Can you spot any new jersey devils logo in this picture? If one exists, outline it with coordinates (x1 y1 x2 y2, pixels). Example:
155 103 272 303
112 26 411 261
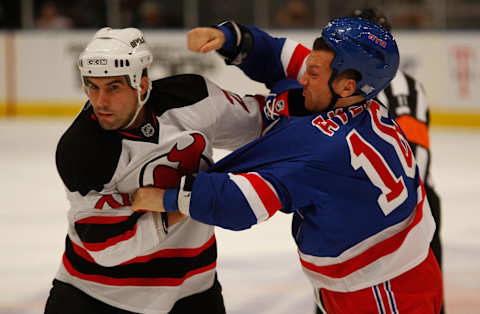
139 133 211 188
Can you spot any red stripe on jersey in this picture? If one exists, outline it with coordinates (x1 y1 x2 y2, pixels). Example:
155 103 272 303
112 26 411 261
71 240 96 263
71 234 216 265
70 235 216 265
76 216 130 224
252 94 266 111
151 111 158 126
222 89 234 104
118 131 142 139
81 224 138 252
231 93 250 113
286 44 310 79
238 173 282 218
63 253 217 286
300 186 426 278
121 235 217 264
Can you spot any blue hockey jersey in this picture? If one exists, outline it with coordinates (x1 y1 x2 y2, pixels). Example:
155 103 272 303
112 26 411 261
170 24 435 292
175 99 435 291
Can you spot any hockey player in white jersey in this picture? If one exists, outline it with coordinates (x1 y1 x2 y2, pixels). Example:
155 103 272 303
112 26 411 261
133 18 443 313
44 27 265 314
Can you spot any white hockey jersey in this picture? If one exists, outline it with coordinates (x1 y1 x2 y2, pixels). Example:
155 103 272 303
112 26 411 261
54 74 263 313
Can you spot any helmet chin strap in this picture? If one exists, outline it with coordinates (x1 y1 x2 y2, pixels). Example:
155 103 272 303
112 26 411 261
326 70 341 112
123 80 152 130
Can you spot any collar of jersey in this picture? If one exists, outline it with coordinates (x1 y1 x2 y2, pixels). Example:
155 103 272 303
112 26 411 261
117 107 159 143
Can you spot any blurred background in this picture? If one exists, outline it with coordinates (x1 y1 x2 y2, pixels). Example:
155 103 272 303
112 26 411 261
0 1 479 314
0 0 479 124
2 0 480 30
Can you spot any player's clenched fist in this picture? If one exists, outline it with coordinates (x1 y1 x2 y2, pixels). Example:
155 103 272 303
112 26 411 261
187 27 225 53
132 186 166 212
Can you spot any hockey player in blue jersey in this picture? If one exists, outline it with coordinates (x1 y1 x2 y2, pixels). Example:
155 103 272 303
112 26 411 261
132 18 443 313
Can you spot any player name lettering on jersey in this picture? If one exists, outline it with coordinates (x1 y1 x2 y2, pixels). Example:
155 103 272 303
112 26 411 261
328 108 348 124
312 115 339 136
312 108 353 136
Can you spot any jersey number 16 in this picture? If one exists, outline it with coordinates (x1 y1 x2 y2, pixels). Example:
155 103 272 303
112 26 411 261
346 100 416 216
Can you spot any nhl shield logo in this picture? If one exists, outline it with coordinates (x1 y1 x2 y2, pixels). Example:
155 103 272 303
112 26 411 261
275 100 285 112
141 123 155 137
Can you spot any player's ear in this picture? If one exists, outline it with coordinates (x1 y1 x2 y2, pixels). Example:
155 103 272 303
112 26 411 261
336 78 357 98
139 76 149 99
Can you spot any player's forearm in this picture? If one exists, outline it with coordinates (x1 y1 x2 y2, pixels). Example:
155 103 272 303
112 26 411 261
164 172 285 230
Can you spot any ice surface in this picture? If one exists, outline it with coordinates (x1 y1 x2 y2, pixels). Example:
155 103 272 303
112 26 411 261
0 119 478 314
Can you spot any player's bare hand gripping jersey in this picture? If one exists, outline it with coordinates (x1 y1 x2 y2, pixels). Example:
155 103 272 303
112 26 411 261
55 74 263 313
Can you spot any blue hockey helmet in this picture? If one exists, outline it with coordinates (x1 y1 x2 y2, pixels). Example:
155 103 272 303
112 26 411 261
321 17 399 99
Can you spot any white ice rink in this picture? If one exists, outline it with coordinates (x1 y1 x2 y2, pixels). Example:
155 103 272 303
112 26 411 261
1 118 479 314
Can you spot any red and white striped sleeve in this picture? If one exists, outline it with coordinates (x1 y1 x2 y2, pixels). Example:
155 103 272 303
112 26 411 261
280 39 311 81
227 172 283 223
176 171 285 230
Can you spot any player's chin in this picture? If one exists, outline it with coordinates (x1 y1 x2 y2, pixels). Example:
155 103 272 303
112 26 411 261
304 98 314 112
98 119 121 131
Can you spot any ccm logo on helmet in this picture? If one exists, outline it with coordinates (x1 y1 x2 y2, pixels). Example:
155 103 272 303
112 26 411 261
87 58 107 65
368 34 387 48
130 37 145 48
